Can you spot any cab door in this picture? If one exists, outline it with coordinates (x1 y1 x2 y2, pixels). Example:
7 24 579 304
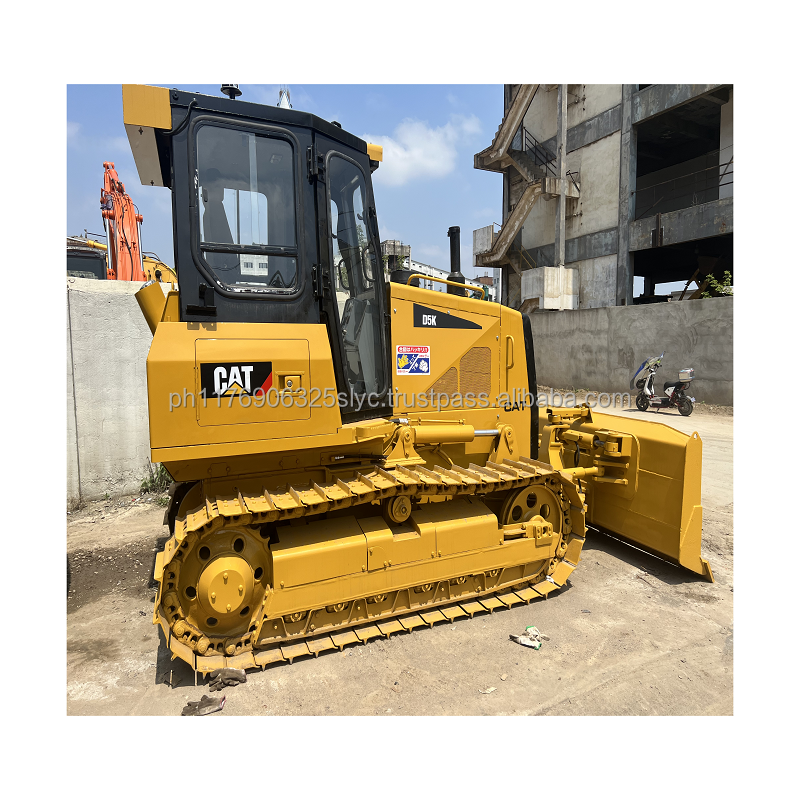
172 110 319 325
313 133 391 423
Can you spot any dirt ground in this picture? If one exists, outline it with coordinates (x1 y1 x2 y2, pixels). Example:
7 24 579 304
67 405 733 716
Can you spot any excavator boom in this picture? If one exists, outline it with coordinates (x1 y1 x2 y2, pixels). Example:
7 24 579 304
101 161 146 281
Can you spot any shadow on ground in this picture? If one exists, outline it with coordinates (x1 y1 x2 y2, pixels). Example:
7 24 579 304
155 626 199 689
583 527 710 587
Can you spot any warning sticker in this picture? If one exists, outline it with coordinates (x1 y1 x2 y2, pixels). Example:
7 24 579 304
396 345 430 376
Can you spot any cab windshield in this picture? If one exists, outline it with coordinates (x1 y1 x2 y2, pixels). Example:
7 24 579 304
196 124 297 292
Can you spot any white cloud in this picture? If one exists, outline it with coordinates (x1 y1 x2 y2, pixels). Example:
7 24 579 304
366 114 481 188
377 219 404 243
67 121 81 146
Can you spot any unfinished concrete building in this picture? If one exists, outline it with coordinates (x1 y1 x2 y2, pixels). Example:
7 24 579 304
474 84 733 310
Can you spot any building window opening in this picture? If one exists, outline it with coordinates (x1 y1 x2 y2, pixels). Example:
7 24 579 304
634 89 731 220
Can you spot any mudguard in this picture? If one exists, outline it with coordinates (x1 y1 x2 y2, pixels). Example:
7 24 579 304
538 407 713 581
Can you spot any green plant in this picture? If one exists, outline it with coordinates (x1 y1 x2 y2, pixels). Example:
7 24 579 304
701 271 733 298
141 463 171 494
103 493 110 501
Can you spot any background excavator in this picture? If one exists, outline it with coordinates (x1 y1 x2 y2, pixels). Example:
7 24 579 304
67 162 177 284
126 83 711 675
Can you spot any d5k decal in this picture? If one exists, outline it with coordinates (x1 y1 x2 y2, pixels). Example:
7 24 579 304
413 303 481 330
200 362 273 397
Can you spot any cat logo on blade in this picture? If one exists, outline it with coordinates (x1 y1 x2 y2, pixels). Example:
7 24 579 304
413 303 481 329
200 362 273 397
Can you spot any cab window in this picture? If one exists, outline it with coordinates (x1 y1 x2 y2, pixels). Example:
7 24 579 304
328 155 384 396
197 125 297 292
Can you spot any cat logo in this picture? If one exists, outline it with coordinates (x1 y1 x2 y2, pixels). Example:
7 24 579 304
200 362 273 397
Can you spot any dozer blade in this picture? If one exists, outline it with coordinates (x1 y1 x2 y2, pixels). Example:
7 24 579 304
540 408 713 582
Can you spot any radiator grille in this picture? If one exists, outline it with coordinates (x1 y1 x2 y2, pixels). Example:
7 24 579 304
459 347 491 397
429 367 458 396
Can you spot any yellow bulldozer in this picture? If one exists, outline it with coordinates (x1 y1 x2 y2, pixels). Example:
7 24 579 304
126 84 712 674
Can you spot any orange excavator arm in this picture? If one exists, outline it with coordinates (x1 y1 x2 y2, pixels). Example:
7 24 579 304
101 161 146 281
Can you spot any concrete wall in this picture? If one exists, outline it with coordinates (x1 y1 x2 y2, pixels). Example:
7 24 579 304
521 85 557 144
519 85 622 311
720 88 733 200
567 84 621 129
521 102 622 252
527 296 733 405
521 84 620 150
67 278 163 506
574 254 617 308
629 197 733 252
565 132 620 239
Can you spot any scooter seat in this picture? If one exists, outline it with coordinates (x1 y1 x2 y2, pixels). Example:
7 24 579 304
663 381 679 393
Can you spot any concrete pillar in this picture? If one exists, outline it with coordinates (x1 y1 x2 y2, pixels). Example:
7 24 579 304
555 84 567 310
616 84 637 305
643 276 655 297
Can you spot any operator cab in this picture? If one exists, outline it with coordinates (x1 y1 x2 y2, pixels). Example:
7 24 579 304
125 85 391 422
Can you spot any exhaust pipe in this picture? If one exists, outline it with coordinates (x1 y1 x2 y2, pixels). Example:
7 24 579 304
447 226 466 296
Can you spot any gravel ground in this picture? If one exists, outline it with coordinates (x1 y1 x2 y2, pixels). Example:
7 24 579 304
67 406 732 716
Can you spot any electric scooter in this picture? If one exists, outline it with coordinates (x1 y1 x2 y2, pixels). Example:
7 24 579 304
630 353 696 416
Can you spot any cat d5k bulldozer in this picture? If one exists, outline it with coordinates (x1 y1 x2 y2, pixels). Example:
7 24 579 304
125 84 712 674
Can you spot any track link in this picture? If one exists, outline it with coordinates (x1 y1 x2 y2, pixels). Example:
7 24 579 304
154 457 588 674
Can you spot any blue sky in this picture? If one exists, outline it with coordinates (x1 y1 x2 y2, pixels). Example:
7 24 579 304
67 84 505 279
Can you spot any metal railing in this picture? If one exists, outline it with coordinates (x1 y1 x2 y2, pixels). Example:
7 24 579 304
566 170 580 193
520 128 558 178
510 240 537 270
489 222 537 270
634 146 733 220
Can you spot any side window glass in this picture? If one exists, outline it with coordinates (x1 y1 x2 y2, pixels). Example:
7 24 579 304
328 155 384 397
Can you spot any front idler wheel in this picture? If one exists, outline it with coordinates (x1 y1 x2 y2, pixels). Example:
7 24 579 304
167 526 269 653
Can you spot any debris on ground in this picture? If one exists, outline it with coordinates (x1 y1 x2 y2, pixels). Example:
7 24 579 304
500 674 508 681
181 694 226 716
478 686 497 694
510 625 548 649
208 668 247 692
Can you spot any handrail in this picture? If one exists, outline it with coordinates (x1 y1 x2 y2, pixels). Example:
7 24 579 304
633 149 733 220
406 273 486 300
520 127 557 178
566 170 580 193
509 241 537 270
